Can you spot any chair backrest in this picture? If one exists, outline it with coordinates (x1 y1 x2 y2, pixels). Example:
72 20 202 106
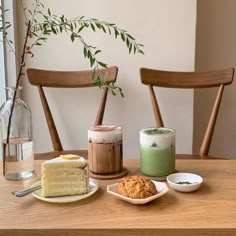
27 66 118 152
140 67 234 157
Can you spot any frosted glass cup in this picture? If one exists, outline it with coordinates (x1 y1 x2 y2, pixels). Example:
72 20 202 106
140 127 175 177
88 125 123 174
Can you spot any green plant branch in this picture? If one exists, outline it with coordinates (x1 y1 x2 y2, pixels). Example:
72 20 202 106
1 0 144 105
27 13 143 96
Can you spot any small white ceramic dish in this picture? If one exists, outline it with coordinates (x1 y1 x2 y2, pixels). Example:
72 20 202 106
107 180 169 205
167 173 203 192
31 178 98 203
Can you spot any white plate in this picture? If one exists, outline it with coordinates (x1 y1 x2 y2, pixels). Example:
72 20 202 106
31 178 99 203
107 181 169 205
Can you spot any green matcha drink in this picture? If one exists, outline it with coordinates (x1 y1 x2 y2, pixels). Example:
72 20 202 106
140 127 175 177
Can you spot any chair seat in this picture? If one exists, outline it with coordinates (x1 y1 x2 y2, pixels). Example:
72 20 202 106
34 150 88 160
176 154 228 160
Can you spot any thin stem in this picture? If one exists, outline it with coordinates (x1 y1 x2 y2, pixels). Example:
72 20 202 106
5 37 21 65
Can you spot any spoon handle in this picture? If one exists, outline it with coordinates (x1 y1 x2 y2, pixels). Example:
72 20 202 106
12 185 41 197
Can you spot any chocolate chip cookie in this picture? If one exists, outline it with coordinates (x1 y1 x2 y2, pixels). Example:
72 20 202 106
117 175 158 199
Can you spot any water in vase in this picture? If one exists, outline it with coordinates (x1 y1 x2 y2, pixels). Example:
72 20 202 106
3 137 35 180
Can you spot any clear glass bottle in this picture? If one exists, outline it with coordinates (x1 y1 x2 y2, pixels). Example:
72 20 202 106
0 86 35 180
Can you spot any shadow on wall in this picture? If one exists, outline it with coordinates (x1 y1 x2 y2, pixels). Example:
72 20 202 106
194 0 236 159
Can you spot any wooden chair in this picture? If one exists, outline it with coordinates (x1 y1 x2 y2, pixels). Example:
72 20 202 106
27 66 118 160
140 67 234 158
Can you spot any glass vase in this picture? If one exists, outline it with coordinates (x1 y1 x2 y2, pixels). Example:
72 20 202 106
0 86 35 180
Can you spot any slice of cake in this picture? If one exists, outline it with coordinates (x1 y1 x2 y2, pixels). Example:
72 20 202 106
41 154 89 197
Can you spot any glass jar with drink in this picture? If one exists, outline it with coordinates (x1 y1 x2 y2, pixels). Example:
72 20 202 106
88 125 123 175
140 127 175 177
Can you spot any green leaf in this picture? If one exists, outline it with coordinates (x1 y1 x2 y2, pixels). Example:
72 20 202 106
32 32 38 37
90 56 95 67
83 47 87 58
88 50 91 58
129 44 132 54
120 89 124 97
98 61 107 68
101 25 106 33
71 33 75 42
43 30 51 35
78 25 85 33
126 37 130 47
43 15 48 20
111 90 116 96
48 8 51 16
94 50 101 55
92 69 96 80
51 26 57 34
138 49 144 54
40 37 47 41
95 22 101 29
121 32 125 42
84 22 89 27
90 23 95 32
70 23 73 31
127 34 135 40
103 72 108 82
114 29 119 38
5 24 11 29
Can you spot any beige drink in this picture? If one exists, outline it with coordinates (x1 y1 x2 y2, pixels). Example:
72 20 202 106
88 125 122 174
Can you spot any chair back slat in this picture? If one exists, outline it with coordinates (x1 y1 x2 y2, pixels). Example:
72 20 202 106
199 84 224 156
141 68 234 88
27 66 118 88
38 86 63 151
148 85 164 127
95 87 108 126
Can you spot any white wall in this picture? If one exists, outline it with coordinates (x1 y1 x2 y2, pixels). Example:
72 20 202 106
15 0 196 158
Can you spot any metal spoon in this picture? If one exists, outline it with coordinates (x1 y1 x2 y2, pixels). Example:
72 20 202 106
12 185 41 197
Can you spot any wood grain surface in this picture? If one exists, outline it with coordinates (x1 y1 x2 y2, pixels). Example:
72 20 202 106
0 158 236 236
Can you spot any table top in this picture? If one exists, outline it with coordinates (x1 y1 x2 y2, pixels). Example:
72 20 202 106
0 158 236 236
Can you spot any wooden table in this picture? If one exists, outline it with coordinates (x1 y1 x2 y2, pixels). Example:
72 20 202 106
0 158 236 236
